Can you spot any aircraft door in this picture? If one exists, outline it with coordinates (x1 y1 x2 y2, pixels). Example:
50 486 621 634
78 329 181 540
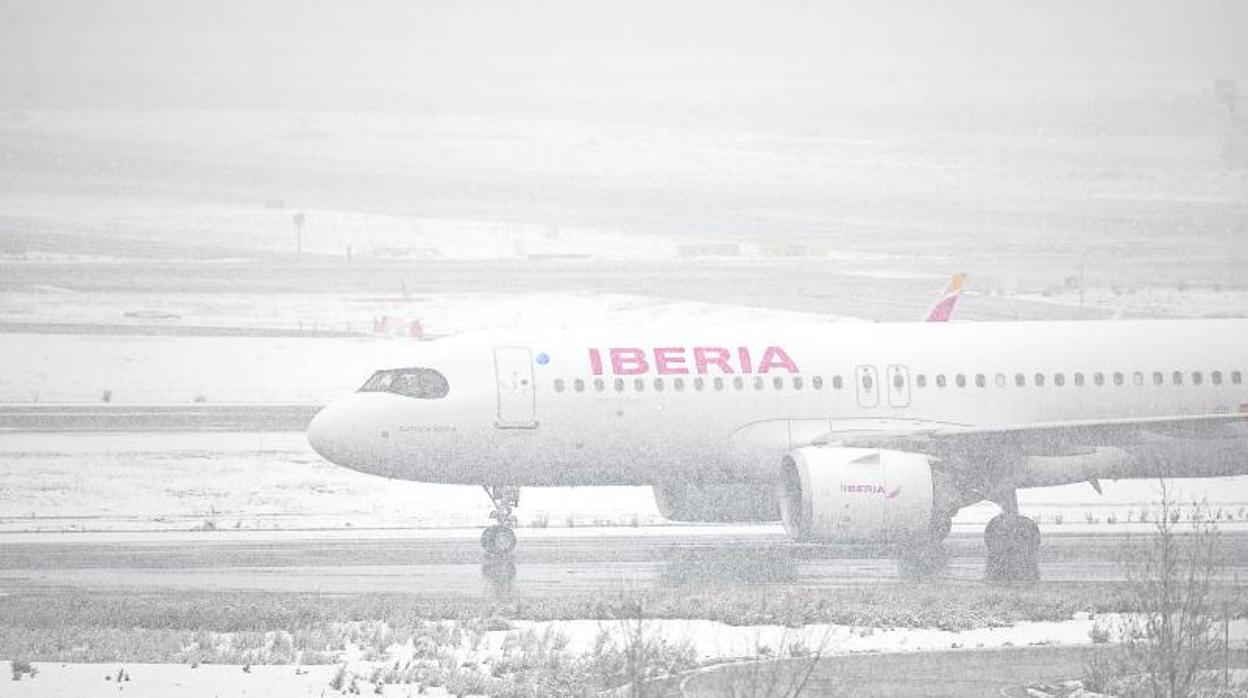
494 347 537 429
887 364 911 407
855 365 879 408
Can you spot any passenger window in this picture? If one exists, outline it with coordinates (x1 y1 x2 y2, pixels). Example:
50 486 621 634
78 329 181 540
714 377 725 391
1014 373 1025 387
1192 371 1203 386
694 377 705 391
861 373 874 391
614 378 625 392
994 373 1006 388
1034 373 1045 387
916 374 927 388
936 374 947 388
1132 372 1143 387
893 373 904 389
793 376 804 390
554 379 566 393
674 378 685 391
1212 371 1223 386
574 379 585 393
1153 371 1164 386
359 368 450 400
634 378 645 391
1172 371 1183 386
733 376 744 390
1074 373 1085 387
1114 372 1124 386
594 378 605 392
753 377 764 390
1234 371 1243 385
1093 372 1104 386
832 376 843 390
654 378 664 391
774 377 784 390
955 374 966 388
812 376 824 390
1054 373 1065 387
974 373 985 388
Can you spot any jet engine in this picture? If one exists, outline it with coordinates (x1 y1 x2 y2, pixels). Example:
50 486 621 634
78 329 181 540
779 446 948 543
653 482 780 522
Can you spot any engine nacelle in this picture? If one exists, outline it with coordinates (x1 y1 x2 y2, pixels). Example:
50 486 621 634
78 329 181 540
779 446 940 543
653 482 780 522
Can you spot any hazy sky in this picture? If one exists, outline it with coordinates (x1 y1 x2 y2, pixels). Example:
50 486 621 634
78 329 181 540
1 0 1244 109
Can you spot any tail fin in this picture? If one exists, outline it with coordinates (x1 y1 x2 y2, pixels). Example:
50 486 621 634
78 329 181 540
924 273 967 322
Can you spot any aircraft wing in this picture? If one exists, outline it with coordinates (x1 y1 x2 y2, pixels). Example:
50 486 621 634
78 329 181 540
819 411 1248 488
826 412 1248 455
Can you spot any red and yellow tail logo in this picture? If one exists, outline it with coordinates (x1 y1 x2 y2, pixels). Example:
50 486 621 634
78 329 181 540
925 273 966 323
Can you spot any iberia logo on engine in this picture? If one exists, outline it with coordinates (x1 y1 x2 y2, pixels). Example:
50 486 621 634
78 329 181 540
841 483 902 499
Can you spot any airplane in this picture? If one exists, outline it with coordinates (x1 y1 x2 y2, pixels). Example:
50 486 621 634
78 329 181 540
307 317 1248 579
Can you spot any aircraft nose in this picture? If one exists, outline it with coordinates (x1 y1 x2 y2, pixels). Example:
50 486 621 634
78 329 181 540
307 402 347 464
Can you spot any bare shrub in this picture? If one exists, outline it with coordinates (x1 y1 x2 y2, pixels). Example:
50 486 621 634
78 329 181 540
589 599 697 697
329 662 348 691
1117 480 1226 698
1088 622 1112 645
1081 651 1116 694
725 625 834 698
10 659 36 681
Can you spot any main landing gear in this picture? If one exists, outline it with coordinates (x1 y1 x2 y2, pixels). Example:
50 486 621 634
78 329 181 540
481 485 519 556
984 491 1040 581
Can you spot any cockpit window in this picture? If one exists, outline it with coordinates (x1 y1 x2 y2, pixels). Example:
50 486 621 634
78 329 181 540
358 368 450 399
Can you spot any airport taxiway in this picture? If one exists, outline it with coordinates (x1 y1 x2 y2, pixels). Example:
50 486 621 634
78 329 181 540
4 527 1248 597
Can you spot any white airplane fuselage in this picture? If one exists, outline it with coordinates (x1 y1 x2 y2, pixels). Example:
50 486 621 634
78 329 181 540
308 319 1248 490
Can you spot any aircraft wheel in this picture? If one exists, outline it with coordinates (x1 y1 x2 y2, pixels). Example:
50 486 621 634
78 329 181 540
481 524 517 556
930 514 954 542
984 514 1040 581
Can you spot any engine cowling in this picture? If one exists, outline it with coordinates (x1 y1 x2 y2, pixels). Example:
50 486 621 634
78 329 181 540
779 446 942 543
653 482 780 522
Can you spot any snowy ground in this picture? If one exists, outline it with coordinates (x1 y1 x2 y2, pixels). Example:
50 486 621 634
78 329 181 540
5 616 1246 697
1017 286 1248 320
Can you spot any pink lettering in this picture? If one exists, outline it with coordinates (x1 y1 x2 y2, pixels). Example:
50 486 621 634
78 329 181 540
693 347 734 374
611 347 650 375
588 345 801 375
757 346 798 374
737 347 753 374
653 347 688 375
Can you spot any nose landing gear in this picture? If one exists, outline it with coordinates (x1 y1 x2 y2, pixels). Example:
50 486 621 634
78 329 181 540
481 485 520 556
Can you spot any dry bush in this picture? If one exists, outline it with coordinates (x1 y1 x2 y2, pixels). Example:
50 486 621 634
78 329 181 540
1115 481 1229 698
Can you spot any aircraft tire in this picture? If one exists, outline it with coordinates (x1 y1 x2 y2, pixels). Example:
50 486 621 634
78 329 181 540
984 514 1040 581
481 524 517 556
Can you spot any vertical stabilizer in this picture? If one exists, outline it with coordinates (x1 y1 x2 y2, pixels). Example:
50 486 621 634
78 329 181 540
924 273 967 322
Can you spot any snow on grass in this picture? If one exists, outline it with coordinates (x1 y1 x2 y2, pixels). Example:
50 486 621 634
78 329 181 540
1014 286 1248 319
516 613 1110 661
9 616 1245 697
0 289 832 337
1 661 352 698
